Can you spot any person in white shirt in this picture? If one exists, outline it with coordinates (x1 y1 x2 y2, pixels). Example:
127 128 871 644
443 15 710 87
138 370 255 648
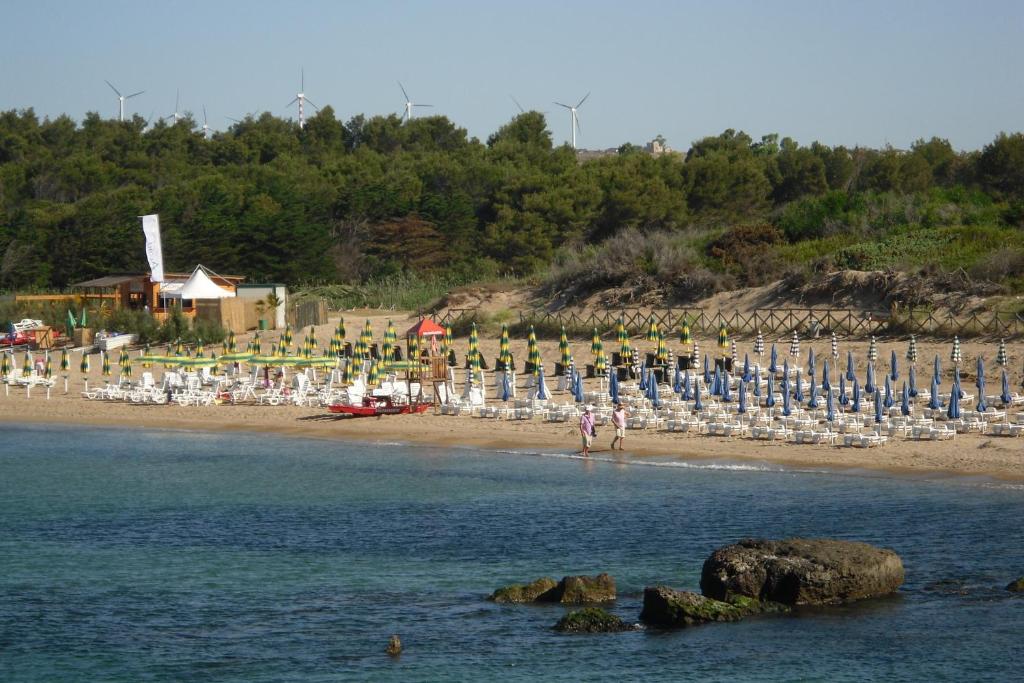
610 403 628 450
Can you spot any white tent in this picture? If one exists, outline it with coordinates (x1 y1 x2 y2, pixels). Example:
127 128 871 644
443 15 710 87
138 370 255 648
177 266 235 300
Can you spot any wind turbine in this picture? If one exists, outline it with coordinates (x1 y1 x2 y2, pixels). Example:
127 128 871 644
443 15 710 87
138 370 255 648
510 95 525 114
398 82 432 122
554 92 590 149
164 89 183 125
105 80 144 122
286 68 318 129
201 106 210 138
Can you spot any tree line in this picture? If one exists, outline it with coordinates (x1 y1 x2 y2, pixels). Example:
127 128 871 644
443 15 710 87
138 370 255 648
0 106 1022 292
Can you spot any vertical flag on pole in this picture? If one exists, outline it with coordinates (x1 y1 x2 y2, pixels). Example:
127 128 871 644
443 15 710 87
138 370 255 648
141 214 165 282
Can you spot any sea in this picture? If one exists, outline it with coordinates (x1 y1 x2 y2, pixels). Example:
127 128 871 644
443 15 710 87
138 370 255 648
1 423 1022 682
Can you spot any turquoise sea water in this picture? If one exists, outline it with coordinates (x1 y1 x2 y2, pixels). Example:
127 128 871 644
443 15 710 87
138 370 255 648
1 423 1022 682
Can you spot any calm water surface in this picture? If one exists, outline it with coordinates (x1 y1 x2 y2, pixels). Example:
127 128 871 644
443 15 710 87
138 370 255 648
1 423 1022 682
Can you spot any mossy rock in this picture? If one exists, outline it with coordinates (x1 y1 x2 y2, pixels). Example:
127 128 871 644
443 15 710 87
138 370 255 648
553 607 634 633
488 577 558 603
552 573 617 604
640 586 746 628
1007 577 1024 593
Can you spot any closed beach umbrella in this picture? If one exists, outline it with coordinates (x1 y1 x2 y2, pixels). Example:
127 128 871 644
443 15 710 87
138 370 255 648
609 368 620 404
865 363 876 395
226 330 237 354
501 324 514 368
742 354 751 382
874 389 883 424
831 331 838 359
753 366 762 398
782 379 792 417
765 374 775 408
927 374 942 410
646 316 659 343
954 367 964 399
381 322 394 363
794 369 804 402
826 384 836 422
783 358 790 386
590 327 601 356
730 340 738 368
527 325 539 373
807 379 819 409
682 370 693 401
501 370 511 403
883 375 893 408
839 373 849 406
908 365 918 397
44 352 52 379
141 344 152 369
649 370 661 409
118 347 130 369
60 348 69 373
536 364 548 400
595 347 607 375
907 335 918 365
867 336 878 364
946 380 961 420
711 365 722 396
122 354 133 380
822 359 832 393
283 323 293 350
619 317 632 357
691 340 699 364
443 323 453 356
1000 369 1012 406
101 351 111 377
950 336 961 365
738 380 748 414
996 339 1008 367
703 353 711 385
789 330 800 359
639 365 649 392
468 322 480 370
337 318 346 346
195 338 205 358
807 348 816 382
933 355 941 386
851 378 861 413
252 331 262 355
694 378 704 410
679 318 692 345
754 331 765 358
846 349 855 382
367 358 380 385
769 343 778 374
721 371 732 402
673 366 683 394
655 332 668 365
890 349 898 382
79 351 90 375
22 350 33 377
717 322 729 357
901 382 910 417
976 357 987 412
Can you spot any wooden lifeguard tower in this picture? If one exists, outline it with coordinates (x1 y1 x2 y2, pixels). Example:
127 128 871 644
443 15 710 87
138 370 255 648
404 317 449 405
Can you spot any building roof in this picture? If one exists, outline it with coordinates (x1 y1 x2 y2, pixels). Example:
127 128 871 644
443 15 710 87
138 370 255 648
71 275 144 288
405 317 446 338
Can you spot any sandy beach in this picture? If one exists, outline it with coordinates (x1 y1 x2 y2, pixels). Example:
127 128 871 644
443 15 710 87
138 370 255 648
3 311 1023 481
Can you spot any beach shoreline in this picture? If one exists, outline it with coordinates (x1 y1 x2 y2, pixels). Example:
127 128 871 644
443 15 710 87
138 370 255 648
4 400 1023 483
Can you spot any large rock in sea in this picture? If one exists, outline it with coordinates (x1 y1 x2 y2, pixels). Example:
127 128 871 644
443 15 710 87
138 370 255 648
639 586 786 628
700 538 904 606
489 574 616 604
1006 577 1024 593
553 607 635 633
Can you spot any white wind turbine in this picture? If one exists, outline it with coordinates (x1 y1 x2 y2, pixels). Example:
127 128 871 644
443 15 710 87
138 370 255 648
286 69 318 129
554 92 590 149
105 80 145 122
164 89 184 125
398 82 432 122
201 106 210 138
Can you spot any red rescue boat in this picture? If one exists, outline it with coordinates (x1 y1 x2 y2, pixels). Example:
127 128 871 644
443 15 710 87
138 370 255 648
328 394 431 417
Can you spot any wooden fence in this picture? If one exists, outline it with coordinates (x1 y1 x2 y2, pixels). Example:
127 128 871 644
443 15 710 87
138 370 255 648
435 306 1024 339
287 299 329 329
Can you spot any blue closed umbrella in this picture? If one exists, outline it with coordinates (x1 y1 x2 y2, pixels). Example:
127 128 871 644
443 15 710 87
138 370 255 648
649 371 661 409
851 378 861 413
703 354 712 385
933 355 941 386
722 371 732 402
808 348 816 383
769 344 778 374
783 358 790 385
901 381 910 417
908 365 918 397
927 374 942 410
890 349 898 382
574 370 585 403
782 380 792 417
846 349 855 382
765 374 775 408
753 366 762 397
1000 369 1011 406
954 367 964 399
638 367 648 392
883 375 893 408
682 370 692 401
839 373 849 406
710 366 720 396
794 370 804 402
822 359 831 393
501 372 511 402
536 365 548 400
609 369 620 405
673 366 682 394
865 363 876 395
693 377 704 411
975 357 987 412
742 353 751 382
807 379 819 409
946 380 961 420
826 383 836 422
874 388 883 424
738 380 748 414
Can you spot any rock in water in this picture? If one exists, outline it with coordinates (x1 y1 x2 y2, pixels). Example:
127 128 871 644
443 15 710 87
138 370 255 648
639 587 787 628
488 577 558 603
553 607 633 633
700 538 904 606
489 574 616 604
1007 577 1024 593
386 635 402 657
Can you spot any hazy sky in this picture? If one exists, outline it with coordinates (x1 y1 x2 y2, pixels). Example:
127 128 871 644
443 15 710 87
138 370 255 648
1 0 1021 151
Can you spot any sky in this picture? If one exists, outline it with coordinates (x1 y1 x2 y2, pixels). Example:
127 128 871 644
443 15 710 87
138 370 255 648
1 0 1021 151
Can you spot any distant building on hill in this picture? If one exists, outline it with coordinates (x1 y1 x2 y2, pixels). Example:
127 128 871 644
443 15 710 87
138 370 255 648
575 137 682 161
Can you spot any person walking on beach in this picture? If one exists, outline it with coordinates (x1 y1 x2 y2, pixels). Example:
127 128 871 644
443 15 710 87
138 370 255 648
610 403 627 450
580 406 595 457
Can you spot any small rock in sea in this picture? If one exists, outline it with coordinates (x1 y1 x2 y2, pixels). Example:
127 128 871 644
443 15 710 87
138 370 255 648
922 579 969 596
553 607 636 633
1007 577 1024 593
386 634 402 657
489 573 616 604
701 538 905 606
639 586 788 629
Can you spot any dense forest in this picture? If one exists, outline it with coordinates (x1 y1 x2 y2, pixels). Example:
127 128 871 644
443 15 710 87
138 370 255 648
1 107 1022 300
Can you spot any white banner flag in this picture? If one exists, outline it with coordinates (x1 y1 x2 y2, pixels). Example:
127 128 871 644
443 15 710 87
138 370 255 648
141 214 164 282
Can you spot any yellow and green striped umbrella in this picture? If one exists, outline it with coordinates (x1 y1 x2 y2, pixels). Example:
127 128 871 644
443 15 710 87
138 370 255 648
118 347 130 369
590 327 601 356
101 351 111 377
252 331 262 355
341 359 351 383
619 330 632 358
383 321 397 362
22 350 33 377
195 339 205 357
615 316 626 345
656 331 668 364
408 335 421 377
122 354 133 379
468 322 480 369
0 351 10 376
527 324 539 371
283 323 293 349
44 352 53 379
336 317 346 344
79 352 90 375
308 327 318 352
558 325 571 366
717 322 729 356
174 338 184 356
500 323 512 367
646 316 659 343
443 324 453 355
368 358 380 385
679 318 692 345
226 331 237 354
60 348 69 372
595 347 607 375
140 345 152 368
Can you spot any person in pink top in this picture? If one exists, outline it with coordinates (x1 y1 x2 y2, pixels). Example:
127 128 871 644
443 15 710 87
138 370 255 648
579 406 595 457
610 403 628 450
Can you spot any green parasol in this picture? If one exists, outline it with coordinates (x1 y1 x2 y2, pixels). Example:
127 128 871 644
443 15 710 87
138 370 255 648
368 358 380 385
122 353 133 379
717 322 729 357
443 324 453 355
79 352 90 375
595 347 607 375
22 350 33 377
656 330 668 364
336 317 346 345
195 339 205 357
500 323 512 367
646 316 659 343
44 352 52 379
1 351 10 377
591 327 601 356
118 347 130 368
527 325 540 375
383 321 397 362
101 351 111 377
283 323 293 349
226 330 237 354
252 331 262 355
408 335 421 377
679 318 692 345
558 325 571 366
175 338 184 356
308 327 318 353
60 348 69 372
468 322 480 370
